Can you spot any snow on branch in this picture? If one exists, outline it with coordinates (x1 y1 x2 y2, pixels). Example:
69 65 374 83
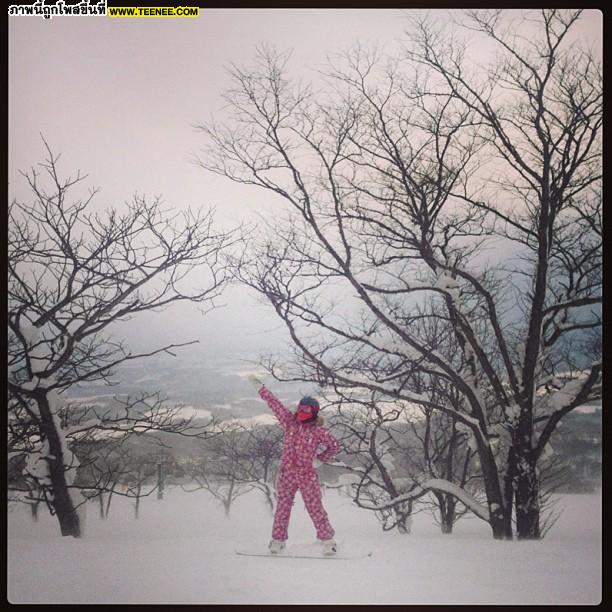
356 477 490 523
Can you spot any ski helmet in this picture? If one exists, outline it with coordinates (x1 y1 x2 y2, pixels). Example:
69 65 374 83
296 396 320 423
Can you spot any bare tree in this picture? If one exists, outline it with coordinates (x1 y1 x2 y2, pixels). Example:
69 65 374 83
74 437 129 520
240 424 283 513
395 310 482 534
339 302 483 534
197 9 601 540
7 142 236 537
328 381 480 535
73 431 182 520
118 449 160 520
404 405 480 534
329 396 417 534
182 421 283 515
404 8 602 538
183 423 254 516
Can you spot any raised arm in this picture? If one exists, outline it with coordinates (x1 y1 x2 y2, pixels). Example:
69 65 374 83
249 376 294 429
316 428 342 463
260 386 295 429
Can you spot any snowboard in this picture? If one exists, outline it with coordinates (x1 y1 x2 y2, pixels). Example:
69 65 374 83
235 546 372 560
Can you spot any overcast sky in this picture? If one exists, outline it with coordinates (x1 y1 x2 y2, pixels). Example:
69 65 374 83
8 8 603 365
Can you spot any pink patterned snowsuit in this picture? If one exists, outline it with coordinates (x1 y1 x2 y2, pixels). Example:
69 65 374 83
259 386 341 541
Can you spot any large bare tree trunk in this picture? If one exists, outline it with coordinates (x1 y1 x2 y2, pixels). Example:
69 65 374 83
478 442 512 540
437 494 456 534
514 447 541 539
35 392 81 537
503 450 516 539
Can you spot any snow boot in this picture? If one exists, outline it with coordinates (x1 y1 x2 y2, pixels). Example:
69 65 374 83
320 539 337 556
269 539 286 554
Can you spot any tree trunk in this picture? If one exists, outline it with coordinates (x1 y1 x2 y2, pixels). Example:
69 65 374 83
35 392 81 537
157 462 164 500
502 447 516 539
440 496 456 534
435 492 452 534
30 501 39 522
263 484 275 515
478 441 512 539
134 484 141 519
514 177 549 540
105 489 114 519
395 501 413 534
488 505 510 539
515 451 541 539
224 480 235 517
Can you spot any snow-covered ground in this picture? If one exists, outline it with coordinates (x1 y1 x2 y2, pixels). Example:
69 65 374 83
7 487 601 605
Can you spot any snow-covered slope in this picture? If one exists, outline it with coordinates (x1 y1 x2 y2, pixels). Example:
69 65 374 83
7 488 601 604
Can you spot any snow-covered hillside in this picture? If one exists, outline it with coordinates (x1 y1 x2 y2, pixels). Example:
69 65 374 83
7 488 601 604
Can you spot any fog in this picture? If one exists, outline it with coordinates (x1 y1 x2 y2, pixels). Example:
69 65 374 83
7 13 603 602
8 8 603 366
9 9 414 364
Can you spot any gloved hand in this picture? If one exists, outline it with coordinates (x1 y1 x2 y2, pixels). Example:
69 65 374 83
313 458 323 469
248 375 264 391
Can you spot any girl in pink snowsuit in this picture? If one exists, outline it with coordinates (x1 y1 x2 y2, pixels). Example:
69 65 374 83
250 378 341 554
